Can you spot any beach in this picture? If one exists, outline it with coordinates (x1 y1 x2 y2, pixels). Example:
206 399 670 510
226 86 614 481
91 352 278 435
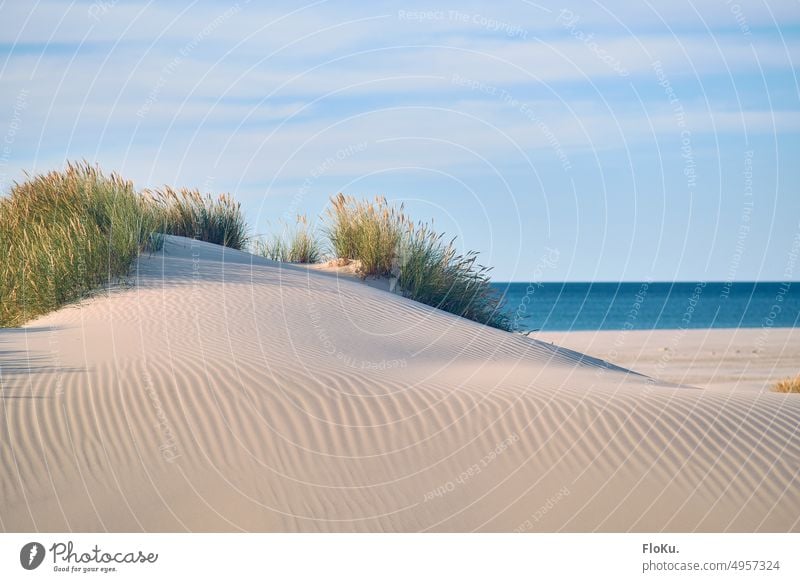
537 328 800 393
1 236 798 532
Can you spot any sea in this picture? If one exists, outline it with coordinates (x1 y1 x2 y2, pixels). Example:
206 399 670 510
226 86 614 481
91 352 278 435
491 281 799 332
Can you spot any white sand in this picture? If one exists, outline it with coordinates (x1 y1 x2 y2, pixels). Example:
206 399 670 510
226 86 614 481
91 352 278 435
1 236 798 532
537 328 800 393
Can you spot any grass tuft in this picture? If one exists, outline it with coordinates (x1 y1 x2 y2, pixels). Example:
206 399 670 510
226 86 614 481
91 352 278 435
1 164 251 327
0 162 160 327
324 194 510 330
773 375 800 394
151 186 248 250
254 215 321 264
398 222 510 330
324 194 407 277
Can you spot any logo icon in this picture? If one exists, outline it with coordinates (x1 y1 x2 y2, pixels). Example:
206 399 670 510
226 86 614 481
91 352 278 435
20 542 45 570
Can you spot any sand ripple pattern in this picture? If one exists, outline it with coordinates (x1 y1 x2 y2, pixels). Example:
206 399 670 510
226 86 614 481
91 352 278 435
1 237 798 532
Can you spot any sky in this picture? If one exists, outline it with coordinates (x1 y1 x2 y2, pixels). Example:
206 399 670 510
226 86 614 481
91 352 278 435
1 0 798 282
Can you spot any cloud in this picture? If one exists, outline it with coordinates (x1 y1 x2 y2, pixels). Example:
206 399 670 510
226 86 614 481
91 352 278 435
2 2 797 197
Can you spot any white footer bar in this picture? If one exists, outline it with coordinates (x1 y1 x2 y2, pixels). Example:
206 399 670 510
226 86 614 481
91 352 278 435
1 533 796 581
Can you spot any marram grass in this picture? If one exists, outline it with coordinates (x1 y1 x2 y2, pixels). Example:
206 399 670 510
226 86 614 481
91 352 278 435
254 215 321 264
397 222 510 330
324 194 510 330
325 194 407 277
150 186 248 250
0 162 160 327
1 163 250 327
2 163 506 331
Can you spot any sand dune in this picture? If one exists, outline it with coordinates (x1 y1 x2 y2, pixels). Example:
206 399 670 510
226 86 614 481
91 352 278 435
1 236 798 532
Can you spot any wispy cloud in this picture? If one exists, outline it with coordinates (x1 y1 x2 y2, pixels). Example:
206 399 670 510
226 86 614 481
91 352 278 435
1 0 797 280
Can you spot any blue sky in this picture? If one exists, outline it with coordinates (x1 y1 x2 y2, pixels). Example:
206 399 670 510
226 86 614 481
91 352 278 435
1 0 798 281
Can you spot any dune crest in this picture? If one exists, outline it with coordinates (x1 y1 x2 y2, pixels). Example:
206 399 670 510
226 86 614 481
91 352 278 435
1 236 798 532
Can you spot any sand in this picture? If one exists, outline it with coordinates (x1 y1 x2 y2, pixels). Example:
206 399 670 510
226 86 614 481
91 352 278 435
1 236 798 532
537 328 800 394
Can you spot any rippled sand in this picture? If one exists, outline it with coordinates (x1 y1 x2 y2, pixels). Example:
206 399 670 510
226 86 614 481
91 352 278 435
2 236 797 532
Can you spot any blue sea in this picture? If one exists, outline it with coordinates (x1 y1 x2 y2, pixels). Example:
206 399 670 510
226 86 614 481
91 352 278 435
492 282 799 332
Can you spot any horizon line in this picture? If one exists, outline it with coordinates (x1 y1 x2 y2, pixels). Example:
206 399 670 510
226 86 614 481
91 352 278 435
491 280 797 284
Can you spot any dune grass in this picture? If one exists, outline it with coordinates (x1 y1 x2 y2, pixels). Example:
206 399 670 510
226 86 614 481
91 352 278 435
1 164 252 327
2 162 507 331
325 194 407 277
324 194 510 330
151 186 248 250
0 163 161 327
773 375 800 394
397 222 510 330
254 215 322 264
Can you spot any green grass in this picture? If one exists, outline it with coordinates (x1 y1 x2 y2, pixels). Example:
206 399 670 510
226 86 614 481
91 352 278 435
254 215 322 264
324 194 510 330
0 162 161 327
397 222 510 330
151 186 248 250
324 194 407 277
1 164 251 327
2 163 508 331
773 375 800 394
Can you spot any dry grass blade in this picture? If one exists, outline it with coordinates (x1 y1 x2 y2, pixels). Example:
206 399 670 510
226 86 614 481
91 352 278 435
773 375 800 393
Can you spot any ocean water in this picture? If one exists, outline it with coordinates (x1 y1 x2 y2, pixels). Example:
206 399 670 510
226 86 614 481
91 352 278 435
492 282 799 332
